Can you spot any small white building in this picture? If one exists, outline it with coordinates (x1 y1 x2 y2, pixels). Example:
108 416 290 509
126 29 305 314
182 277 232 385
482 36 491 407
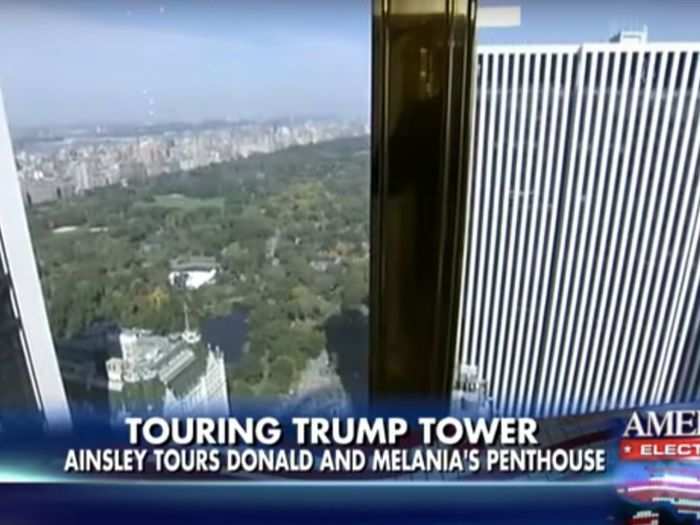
168 256 219 290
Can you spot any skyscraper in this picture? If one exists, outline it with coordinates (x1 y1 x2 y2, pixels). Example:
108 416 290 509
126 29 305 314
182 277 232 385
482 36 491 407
0 88 71 429
459 40 700 417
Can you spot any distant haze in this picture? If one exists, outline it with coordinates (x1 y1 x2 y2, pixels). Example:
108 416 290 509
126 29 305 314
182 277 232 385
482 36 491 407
2 0 699 128
1 0 372 128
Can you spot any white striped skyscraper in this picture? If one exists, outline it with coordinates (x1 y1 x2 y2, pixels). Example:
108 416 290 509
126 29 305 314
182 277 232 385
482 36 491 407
459 40 700 417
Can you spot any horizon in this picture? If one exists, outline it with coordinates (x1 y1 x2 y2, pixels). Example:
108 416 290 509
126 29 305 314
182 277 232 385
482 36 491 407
9 113 369 138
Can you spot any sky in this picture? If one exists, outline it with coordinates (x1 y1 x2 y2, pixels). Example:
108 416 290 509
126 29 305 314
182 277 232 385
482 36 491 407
1 0 699 129
1 0 372 128
479 0 700 44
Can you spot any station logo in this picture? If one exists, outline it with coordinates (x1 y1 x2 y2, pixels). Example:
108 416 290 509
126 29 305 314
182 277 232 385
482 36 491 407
621 410 700 461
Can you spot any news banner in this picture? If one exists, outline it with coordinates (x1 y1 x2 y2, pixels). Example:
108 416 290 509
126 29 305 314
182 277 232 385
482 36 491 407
9 401 700 524
17 408 698 524
63 416 606 475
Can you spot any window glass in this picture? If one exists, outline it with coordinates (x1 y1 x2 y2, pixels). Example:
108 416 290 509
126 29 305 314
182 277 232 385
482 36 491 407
2 0 370 424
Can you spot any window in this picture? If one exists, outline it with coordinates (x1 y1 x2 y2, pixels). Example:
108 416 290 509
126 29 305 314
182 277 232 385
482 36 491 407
1 1 370 426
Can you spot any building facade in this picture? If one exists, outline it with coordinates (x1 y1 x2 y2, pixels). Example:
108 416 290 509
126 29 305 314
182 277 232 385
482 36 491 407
459 41 700 417
106 327 229 424
0 89 71 429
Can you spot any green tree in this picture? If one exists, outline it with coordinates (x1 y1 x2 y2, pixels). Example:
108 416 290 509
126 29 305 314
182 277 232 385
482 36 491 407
268 356 295 388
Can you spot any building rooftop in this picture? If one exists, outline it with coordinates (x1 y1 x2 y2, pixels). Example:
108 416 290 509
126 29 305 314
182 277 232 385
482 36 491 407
158 348 196 384
114 329 204 391
610 26 649 44
169 256 218 272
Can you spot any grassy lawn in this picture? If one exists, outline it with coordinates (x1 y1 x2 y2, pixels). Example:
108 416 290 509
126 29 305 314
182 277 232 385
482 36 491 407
136 194 225 210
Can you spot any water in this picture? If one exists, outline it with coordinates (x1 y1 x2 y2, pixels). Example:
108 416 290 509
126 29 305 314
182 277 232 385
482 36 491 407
200 310 249 367
325 308 369 410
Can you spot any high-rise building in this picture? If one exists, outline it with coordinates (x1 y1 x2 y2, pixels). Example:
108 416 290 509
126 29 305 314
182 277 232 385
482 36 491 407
674 272 700 402
0 88 71 429
106 326 229 424
459 40 700 417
